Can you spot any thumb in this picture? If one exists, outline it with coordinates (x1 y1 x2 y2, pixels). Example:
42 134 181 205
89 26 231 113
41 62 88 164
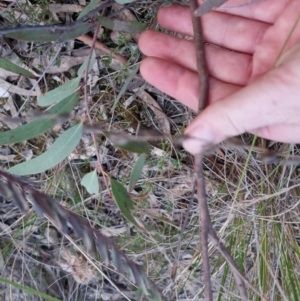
183 64 300 154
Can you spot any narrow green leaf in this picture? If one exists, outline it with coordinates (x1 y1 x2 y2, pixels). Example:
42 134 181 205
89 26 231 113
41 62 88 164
115 0 137 4
0 276 62 301
129 154 146 192
38 77 81 107
0 58 35 78
112 66 139 111
97 16 146 34
104 132 152 154
194 0 228 16
0 93 79 145
110 178 138 226
4 22 95 42
9 124 83 175
78 0 102 19
81 171 99 194
77 51 96 76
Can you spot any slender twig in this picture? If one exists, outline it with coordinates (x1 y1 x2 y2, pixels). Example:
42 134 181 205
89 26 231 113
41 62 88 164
194 154 213 300
191 0 270 297
190 0 208 112
190 0 249 300
190 0 212 299
83 23 110 192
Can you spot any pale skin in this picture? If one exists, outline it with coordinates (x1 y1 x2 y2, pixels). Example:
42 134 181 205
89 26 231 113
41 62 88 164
138 0 300 154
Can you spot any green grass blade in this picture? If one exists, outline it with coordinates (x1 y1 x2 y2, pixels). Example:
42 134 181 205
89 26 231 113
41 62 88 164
0 276 62 301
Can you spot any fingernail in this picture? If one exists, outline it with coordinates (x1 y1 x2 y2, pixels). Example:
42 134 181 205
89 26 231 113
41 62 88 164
183 123 217 154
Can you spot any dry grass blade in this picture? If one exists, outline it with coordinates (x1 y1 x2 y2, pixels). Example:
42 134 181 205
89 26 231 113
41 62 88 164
0 169 166 301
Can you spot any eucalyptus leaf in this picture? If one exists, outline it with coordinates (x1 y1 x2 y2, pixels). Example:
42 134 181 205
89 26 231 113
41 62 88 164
38 77 81 107
9 123 83 175
77 0 102 19
0 58 35 78
194 0 228 16
97 16 146 34
3 22 96 42
129 154 146 192
0 93 79 145
110 178 138 227
81 171 99 194
104 132 152 154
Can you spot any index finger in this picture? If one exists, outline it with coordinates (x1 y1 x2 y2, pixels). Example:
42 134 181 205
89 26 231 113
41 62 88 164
158 4 270 54
216 0 290 23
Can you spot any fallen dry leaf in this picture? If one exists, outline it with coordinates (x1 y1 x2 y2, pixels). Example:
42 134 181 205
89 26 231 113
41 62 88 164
0 78 40 96
48 4 83 14
32 55 87 74
57 249 98 285
77 34 127 65
133 89 171 136
111 3 141 42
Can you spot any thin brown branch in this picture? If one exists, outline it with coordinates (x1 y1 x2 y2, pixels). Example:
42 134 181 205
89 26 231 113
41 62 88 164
190 0 213 299
190 0 208 111
190 0 248 300
194 153 213 300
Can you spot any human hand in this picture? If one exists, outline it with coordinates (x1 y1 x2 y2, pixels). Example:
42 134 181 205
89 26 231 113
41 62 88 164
138 0 300 154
